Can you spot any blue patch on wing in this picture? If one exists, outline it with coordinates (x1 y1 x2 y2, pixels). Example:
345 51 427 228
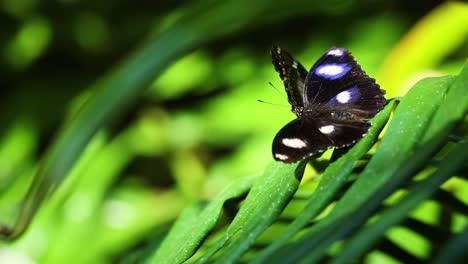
314 63 351 80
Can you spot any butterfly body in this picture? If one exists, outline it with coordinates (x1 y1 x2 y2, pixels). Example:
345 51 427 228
271 45 386 163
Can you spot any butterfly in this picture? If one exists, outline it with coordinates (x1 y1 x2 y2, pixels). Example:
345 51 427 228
271 45 386 163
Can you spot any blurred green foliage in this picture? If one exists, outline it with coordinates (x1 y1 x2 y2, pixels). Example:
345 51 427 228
0 0 466 263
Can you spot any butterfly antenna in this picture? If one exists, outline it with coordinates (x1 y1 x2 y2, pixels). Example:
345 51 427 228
257 99 289 108
268 82 288 100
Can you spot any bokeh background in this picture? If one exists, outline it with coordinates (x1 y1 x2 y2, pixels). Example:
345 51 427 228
0 0 466 263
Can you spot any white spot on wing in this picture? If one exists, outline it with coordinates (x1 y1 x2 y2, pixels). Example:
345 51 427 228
336 90 351 103
282 138 307 148
275 153 289 160
292 61 298 69
319 125 335 134
316 65 345 76
327 49 344 56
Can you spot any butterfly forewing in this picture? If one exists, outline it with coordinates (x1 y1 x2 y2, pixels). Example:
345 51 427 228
304 48 385 116
271 45 386 163
271 44 308 109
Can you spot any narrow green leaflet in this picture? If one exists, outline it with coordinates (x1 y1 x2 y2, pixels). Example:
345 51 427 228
265 75 454 262
420 64 468 144
148 177 255 263
193 161 306 264
433 227 468 263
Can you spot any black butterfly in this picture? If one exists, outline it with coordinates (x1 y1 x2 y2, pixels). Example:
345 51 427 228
271 45 386 163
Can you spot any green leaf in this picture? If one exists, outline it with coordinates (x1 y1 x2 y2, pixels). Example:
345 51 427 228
194 161 305 263
149 161 304 264
148 176 255 263
433 227 468 263
420 64 468 144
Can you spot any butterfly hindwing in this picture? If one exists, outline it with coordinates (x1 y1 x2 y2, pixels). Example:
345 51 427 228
271 44 308 109
315 118 371 148
272 118 332 163
272 113 371 162
303 48 385 117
